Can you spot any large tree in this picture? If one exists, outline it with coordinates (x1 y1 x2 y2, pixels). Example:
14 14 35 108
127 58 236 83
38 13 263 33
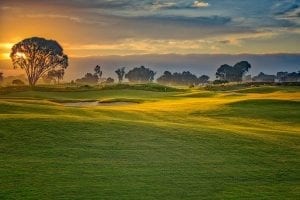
10 37 68 86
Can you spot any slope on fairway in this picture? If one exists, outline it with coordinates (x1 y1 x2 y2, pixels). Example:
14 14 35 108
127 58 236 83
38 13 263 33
0 86 299 199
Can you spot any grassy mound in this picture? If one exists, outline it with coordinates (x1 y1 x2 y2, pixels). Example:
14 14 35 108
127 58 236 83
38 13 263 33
192 99 300 123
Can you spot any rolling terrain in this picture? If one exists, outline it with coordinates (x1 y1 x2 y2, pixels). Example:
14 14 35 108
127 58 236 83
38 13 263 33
0 84 299 199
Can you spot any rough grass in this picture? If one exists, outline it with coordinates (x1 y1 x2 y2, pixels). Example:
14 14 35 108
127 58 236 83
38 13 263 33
0 85 300 199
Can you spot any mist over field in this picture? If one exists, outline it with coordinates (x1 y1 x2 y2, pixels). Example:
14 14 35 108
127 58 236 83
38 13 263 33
2 54 299 81
62 54 300 81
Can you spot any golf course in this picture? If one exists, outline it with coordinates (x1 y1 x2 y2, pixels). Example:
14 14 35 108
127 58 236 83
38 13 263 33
0 84 299 199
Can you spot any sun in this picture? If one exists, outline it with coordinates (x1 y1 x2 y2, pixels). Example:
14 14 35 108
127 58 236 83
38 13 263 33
15 52 27 59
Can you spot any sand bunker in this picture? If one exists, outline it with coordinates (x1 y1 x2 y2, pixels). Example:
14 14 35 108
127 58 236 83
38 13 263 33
63 101 137 107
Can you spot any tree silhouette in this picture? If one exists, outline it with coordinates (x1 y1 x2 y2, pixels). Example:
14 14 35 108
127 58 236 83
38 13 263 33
157 71 209 85
10 37 68 86
115 67 126 83
105 77 114 84
198 75 210 84
76 73 99 84
94 65 102 81
216 61 251 82
12 79 25 85
125 66 156 83
0 72 3 84
46 69 65 84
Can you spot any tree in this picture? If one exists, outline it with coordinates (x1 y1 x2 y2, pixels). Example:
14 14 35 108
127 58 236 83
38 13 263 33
125 66 156 83
157 71 208 86
233 61 251 79
76 73 99 84
105 77 114 84
0 72 3 84
198 75 210 84
157 71 173 85
94 65 102 81
10 37 68 86
216 64 233 81
46 69 65 84
115 67 126 83
216 61 251 82
12 79 25 85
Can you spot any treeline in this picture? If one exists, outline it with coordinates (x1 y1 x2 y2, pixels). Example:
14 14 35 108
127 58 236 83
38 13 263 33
157 71 209 85
71 65 210 86
214 61 300 84
1 61 300 87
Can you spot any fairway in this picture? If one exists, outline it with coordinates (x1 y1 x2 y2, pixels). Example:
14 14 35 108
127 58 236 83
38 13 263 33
0 85 300 199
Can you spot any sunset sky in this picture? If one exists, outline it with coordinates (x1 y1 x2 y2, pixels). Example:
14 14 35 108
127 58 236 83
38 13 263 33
1 0 300 60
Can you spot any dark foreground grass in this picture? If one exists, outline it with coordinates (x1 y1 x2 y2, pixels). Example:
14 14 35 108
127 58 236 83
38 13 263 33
1 117 299 200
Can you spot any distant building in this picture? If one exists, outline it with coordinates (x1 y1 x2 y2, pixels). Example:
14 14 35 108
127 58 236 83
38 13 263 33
276 71 300 82
242 75 252 82
252 72 276 82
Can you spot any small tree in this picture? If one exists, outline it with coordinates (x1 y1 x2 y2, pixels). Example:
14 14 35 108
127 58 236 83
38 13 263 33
0 72 3 85
76 73 99 84
94 65 102 82
105 77 114 84
10 37 68 86
198 75 210 84
115 67 126 83
12 79 25 85
46 69 65 84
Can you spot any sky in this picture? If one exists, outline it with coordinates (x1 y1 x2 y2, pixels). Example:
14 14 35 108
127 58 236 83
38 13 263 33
0 0 300 79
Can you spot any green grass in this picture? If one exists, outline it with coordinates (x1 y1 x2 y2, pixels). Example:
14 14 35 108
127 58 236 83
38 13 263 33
0 85 300 199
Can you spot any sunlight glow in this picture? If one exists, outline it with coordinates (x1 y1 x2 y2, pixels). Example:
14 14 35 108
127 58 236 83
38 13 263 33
1 53 10 60
15 52 27 59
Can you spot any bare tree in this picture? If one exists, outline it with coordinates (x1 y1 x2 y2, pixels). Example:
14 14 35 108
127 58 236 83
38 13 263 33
10 37 68 86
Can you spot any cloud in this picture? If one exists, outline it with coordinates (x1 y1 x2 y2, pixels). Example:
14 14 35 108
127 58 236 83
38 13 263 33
272 1 299 15
151 0 210 10
192 1 209 8
130 15 231 26
271 1 300 25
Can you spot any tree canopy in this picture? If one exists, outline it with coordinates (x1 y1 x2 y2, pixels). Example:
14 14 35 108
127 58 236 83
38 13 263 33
10 37 68 86
157 71 209 85
125 66 156 83
76 73 99 84
216 61 251 82
45 69 65 84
